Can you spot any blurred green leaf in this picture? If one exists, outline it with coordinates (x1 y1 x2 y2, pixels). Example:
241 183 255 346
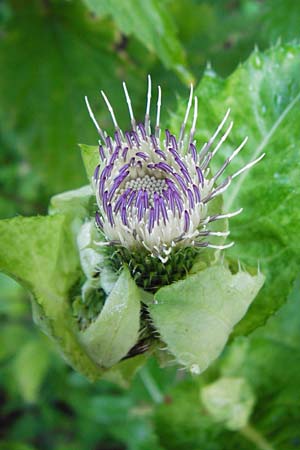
83 0 193 84
171 43 300 334
13 339 50 403
150 265 264 374
0 0 145 197
263 0 300 43
201 377 255 430
0 273 28 317
154 380 223 450
0 324 31 363
0 444 36 450
169 0 267 79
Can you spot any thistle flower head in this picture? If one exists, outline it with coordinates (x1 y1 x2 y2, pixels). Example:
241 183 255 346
85 76 264 264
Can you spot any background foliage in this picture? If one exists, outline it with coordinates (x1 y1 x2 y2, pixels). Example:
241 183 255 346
0 0 300 449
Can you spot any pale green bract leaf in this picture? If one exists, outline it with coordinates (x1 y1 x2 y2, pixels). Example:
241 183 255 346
83 0 193 84
79 144 100 182
150 265 264 374
80 267 141 368
49 185 95 240
0 215 102 381
170 43 300 334
49 184 94 219
201 377 255 431
77 220 104 281
50 186 108 299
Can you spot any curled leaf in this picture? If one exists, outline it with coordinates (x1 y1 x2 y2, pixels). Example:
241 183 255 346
79 267 141 368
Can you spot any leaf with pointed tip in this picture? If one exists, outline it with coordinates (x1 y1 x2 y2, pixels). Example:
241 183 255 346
149 265 264 374
171 43 300 334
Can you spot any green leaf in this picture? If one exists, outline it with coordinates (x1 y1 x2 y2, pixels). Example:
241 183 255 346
80 267 141 368
0 215 102 380
201 377 255 431
0 1 144 196
262 0 300 43
171 43 300 334
0 323 31 363
169 0 267 79
83 0 193 84
13 339 50 403
150 265 264 374
154 380 223 450
0 273 28 317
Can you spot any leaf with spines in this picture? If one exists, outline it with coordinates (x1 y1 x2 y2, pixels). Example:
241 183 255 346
171 43 300 334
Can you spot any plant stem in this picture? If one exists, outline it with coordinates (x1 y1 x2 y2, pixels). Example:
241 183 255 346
139 367 163 404
240 424 275 450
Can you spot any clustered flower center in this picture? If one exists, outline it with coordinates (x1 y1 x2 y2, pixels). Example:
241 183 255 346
123 175 167 208
93 122 207 260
